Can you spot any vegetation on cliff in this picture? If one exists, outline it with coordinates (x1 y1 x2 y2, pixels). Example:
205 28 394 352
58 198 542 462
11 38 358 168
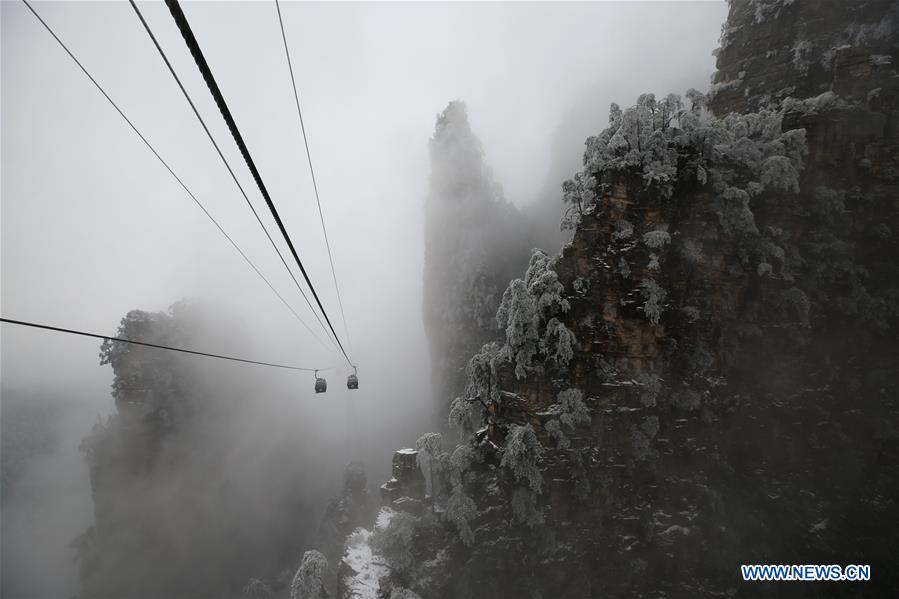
367 1 898 596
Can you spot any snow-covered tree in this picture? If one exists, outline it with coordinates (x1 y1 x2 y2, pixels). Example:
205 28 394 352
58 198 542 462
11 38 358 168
501 424 543 493
496 279 540 379
541 318 576 369
372 511 417 573
448 444 476 487
642 230 671 249
561 172 598 230
679 239 704 264
510 486 544 527
618 256 632 278
495 249 572 379
612 219 634 240
557 389 590 428
545 389 591 450
636 373 662 407
465 342 501 403
572 277 591 295
448 395 483 436
524 250 570 314
640 279 667 324
289 551 328 599
443 444 478 545
545 419 570 449
415 432 445 498
445 484 477 546
561 91 807 236
579 93 684 202
715 186 758 234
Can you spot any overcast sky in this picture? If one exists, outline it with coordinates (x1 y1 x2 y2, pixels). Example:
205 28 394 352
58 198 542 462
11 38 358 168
2 0 726 409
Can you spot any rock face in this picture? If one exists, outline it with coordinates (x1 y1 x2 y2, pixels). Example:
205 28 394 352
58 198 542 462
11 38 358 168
423 102 533 417
337 452 427 599
379 449 426 510
316 462 379 576
77 304 345 599
354 1 899 598
710 0 898 115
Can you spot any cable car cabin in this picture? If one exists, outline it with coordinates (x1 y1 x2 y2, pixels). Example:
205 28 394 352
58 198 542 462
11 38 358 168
347 366 359 390
315 377 327 394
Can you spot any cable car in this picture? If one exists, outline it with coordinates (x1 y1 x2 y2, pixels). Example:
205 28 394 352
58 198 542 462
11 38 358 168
314 370 327 394
347 366 359 390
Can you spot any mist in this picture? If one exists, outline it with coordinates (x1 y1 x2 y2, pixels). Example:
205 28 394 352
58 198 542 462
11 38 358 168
1 1 727 597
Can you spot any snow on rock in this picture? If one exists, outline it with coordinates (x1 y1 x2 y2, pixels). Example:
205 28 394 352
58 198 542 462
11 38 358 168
339 508 396 599
339 528 390 599
660 525 692 536
375 506 396 532
809 519 829 533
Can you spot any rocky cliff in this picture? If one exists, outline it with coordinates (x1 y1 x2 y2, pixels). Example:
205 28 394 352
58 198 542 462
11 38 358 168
340 1 899 597
423 102 533 417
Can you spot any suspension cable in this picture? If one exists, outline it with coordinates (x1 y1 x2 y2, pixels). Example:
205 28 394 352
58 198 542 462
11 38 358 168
163 0 353 367
20 0 330 353
127 0 341 360
274 0 353 357
1 318 329 372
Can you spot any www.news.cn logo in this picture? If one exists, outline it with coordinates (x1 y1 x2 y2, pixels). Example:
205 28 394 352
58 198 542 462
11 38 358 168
741 564 871 582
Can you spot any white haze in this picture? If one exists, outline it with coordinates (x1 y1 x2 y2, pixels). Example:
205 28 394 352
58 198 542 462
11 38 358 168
0 1 727 596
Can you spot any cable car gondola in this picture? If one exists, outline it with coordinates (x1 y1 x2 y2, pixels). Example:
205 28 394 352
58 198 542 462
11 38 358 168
347 366 359 390
314 370 327 394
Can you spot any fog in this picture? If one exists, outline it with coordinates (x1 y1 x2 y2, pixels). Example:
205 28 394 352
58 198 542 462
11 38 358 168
1 1 726 596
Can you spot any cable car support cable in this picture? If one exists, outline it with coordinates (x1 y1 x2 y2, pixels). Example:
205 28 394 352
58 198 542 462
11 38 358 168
274 0 354 357
163 0 353 367
19 0 330 353
126 0 338 358
0 318 329 372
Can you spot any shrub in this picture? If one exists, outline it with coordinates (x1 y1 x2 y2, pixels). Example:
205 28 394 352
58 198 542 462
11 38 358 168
372 512 417 573
501 425 543 493
289 551 328 599
640 279 667 324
